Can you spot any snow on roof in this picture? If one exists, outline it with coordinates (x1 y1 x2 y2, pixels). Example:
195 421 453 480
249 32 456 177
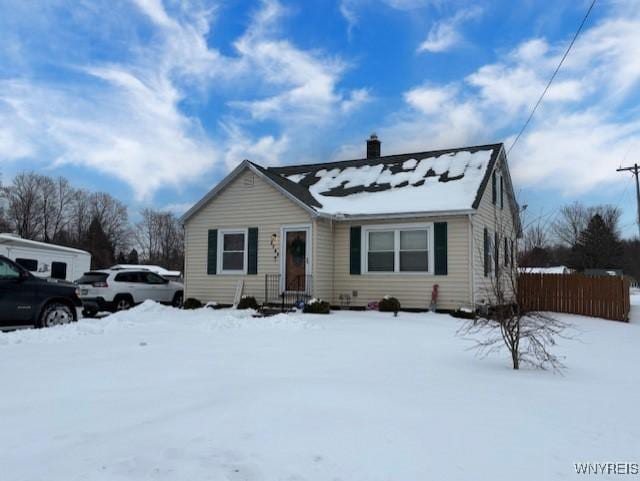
269 144 500 216
0 233 90 255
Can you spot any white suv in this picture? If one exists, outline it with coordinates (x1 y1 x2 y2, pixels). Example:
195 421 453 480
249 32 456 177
77 269 184 317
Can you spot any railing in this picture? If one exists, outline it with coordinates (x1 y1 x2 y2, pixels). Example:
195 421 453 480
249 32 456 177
264 274 313 311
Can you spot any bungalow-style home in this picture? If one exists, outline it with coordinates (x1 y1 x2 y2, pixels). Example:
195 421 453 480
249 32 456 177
180 136 521 310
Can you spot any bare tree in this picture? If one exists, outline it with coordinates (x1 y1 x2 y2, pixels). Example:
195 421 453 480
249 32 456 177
523 222 549 252
89 192 130 253
553 202 621 247
461 209 572 371
2 172 44 239
67 189 92 245
50 177 74 241
135 208 184 269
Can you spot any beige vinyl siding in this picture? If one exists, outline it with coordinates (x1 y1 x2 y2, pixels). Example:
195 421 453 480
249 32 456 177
472 153 518 305
184 168 311 304
332 216 471 310
313 217 334 302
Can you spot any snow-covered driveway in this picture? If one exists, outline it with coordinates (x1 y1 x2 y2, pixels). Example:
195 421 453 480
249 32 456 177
1 300 639 481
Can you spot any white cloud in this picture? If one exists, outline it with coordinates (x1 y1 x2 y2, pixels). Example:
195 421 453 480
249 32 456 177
509 111 640 194
364 2 640 197
339 0 443 33
161 202 195 215
221 123 290 171
418 7 482 53
404 85 458 114
0 0 368 199
230 1 366 125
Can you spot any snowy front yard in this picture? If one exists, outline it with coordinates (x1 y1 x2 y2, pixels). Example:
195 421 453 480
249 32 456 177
1 298 639 481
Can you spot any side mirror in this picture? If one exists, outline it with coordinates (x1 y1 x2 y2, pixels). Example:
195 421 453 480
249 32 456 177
18 270 30 282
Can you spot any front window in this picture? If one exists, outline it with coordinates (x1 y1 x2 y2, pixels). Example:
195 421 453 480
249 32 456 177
367 231 394 272
219 230 247 273
365 225 431 273
400 230 428 271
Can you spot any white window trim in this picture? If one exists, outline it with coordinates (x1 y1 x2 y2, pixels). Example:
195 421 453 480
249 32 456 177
362 222 434 275
217 228 248 275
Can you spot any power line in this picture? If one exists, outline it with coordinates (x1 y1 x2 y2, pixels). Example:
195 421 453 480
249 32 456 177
507 0 597 156
616 163 640 238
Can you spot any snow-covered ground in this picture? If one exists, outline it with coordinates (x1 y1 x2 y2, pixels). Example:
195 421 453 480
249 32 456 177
2 297 639 481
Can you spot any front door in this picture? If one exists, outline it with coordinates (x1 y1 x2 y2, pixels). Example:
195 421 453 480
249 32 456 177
284 230 307 291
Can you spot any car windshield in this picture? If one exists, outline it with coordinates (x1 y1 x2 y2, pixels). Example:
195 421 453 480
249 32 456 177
76 272 108 284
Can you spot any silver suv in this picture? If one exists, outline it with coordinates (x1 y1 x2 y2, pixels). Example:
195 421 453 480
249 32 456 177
77 269 183 317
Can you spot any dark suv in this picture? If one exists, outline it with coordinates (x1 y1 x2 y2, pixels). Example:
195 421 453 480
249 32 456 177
0 255 83 329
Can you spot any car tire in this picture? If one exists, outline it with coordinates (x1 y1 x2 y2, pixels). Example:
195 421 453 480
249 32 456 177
39 302 75 328
113 295 133 312
172 291 183 308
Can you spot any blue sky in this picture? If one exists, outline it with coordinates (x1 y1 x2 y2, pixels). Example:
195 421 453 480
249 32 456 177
1 0 639 237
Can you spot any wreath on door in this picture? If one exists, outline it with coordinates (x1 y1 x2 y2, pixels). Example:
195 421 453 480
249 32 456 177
290 236 306 266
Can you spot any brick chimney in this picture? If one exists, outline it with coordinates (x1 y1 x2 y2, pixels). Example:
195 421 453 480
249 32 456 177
366 133 381 159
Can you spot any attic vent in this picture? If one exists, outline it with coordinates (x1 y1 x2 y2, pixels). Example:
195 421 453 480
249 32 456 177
243 174 255 187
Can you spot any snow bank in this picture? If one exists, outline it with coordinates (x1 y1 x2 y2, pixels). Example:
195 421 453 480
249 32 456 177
0 301 316 345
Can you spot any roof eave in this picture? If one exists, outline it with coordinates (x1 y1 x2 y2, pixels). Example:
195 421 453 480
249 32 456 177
331 208 476 221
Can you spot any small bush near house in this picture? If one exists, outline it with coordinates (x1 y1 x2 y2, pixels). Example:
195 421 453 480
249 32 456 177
378 296 401 313
303 299 331 314
237 296 259 310
450 307 477 320
183 298 203 310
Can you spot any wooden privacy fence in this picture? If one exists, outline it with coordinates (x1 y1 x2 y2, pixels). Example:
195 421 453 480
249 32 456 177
518 273 631 322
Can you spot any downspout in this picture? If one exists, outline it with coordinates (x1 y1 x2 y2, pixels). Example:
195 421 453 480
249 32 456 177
182 223 187 299
468 213 475 307
330 216 335 306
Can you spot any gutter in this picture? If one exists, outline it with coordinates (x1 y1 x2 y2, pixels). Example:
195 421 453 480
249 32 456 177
331 209 476 222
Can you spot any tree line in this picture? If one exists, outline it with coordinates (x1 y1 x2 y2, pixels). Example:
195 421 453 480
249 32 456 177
520 201 639 280
0 172 184 271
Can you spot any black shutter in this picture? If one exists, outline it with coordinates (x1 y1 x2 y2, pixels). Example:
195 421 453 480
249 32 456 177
350 226 361 275
511 239 515 267
492 171 497 205
484 228 489 277
504 237 509 266
207 229 217 275
494 232 499 273
500 176 504 209
247 227 258 275
434 222 448 275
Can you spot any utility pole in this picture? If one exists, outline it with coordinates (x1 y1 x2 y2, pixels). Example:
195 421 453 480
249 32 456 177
617 163 640 238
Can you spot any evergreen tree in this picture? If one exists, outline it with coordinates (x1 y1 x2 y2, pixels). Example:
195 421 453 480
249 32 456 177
127 248 139 264
83 217 115 269
571 214 623 270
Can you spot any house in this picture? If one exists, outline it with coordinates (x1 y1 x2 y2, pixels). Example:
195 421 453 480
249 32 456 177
180 136 521 310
